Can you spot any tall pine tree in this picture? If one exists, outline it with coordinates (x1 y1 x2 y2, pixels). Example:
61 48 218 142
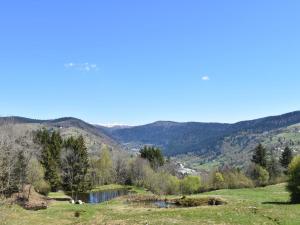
267 148 281 182
251 143 267 168
13 151 27 193
280 146 293 170
34 129 62 191
140 146 165 170
61 136 90 200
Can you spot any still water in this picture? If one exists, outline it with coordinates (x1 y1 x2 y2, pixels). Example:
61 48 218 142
76 189 129 204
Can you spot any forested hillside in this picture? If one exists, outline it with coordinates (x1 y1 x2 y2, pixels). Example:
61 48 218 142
2 111 300 169
0 117 122 157
104 111 300 156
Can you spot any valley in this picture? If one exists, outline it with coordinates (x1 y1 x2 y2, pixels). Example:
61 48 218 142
2 111 300 171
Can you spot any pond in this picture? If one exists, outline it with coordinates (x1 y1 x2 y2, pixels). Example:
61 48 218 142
126 196 227 208
148 200 177 208
75 189 129 204
127 200 178 208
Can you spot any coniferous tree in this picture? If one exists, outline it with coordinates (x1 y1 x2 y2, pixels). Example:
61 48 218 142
140 146 165 170
267 149 281 182
287 156 300 203
61 136 91 200
280 146 293 170
13 151 28 193
34 129 62 191
50 131 63 165
251 144 267 168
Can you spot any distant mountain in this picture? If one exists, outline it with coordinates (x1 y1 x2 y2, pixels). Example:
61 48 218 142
0 116 122 156
104 111 300 156
1 116 109 137
2 111 300 169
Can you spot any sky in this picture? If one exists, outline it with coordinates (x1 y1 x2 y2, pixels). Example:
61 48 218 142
1 0 300 126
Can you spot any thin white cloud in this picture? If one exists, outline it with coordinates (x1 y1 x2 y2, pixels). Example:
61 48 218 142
201 76 210 81
64 62 98 72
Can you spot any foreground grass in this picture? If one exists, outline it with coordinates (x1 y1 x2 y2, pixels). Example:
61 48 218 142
1 183 300 225
48 191 71 199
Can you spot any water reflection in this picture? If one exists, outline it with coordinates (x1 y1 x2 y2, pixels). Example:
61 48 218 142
76 189 129 204
127 200 178 208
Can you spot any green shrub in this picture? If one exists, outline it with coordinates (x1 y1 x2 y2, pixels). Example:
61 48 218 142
132 160 180 195
287 156 300 203
175 196 226 207
250 165 269 186
222 170 254 189
156 172 180 195
212 172 225 189
34 180 51 196
180 176 201 194
144 171 180 195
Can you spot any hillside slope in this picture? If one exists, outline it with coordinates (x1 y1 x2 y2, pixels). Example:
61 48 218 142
104 111 300 156
0 117 122 156
2 112 300 169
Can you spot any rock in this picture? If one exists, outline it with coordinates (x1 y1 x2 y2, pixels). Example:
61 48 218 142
24 202 47 210
76 200 84 205
248 206 258 213
69 199 75 204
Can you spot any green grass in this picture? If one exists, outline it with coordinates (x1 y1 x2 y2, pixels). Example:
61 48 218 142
1 183 300 225
48 191 70 199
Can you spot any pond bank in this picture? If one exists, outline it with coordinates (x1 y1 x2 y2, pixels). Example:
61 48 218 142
125 194 227 208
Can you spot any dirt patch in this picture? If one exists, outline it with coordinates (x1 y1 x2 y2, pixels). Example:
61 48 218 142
7 185 49 210
126 194 165 202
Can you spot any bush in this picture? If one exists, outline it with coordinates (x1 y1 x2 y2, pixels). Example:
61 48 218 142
287 156 300 203
175 196 226 207
156 172 180 195
129 158 152 187
130 158 180 195
212 172 225 189
34 180 51 196
143 170 180 195
249 165 269 187
222 170 254 189
180 176 201 194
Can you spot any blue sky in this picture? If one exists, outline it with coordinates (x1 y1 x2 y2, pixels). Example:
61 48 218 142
1 1 300 125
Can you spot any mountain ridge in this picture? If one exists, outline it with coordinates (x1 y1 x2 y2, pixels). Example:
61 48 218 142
2 111 300 160
3 110 300 129
103 111 300 156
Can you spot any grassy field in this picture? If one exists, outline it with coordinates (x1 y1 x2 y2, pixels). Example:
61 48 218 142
1 183 300 225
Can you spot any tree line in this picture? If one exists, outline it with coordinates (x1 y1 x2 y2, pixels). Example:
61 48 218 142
1 127 300 204
249 143 300 203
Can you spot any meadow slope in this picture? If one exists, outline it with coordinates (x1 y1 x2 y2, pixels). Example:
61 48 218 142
1 183 300 225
